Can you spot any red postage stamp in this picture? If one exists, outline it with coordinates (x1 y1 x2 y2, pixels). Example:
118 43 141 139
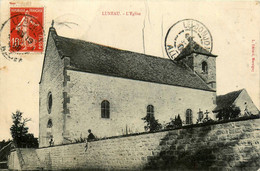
10 7 44 52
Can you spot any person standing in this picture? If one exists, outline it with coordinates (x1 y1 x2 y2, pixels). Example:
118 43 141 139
87 129 95 141
85 129 95 151
49 136 54 146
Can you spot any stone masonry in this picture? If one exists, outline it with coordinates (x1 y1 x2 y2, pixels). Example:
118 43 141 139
9 117 260 170
63 70 216 141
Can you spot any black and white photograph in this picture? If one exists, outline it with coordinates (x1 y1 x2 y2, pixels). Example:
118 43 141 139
0 0 259 170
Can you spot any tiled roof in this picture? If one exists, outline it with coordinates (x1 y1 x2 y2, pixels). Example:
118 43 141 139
213 89 244 112
175 39 217 61
50 28 214 91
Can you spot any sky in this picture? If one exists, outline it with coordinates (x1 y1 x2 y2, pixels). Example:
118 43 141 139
0 0 259 141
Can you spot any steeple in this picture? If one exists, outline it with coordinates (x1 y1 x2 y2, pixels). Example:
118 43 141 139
175 40 217 90
175 39 217 61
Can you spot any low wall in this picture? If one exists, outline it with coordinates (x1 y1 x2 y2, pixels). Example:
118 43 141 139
10 117 260 170
8 149 21 170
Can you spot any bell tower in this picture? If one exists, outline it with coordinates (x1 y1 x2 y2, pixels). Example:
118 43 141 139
175 39 217 90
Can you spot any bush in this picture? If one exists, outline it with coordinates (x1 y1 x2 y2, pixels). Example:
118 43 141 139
142 114 162 132
216 105 241 121
165 114 182 129
74 137 86 143
202 117 214 123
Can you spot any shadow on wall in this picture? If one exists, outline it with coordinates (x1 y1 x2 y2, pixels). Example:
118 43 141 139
144 121 260 170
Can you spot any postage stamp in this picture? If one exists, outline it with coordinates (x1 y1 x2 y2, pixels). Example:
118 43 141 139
10 7 44 52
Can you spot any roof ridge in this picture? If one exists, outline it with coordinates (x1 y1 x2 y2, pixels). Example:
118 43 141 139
217 89 244 97
56 35 172 62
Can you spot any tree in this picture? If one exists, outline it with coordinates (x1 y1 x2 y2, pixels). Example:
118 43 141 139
175 114 182 127
142 114 162 132
216 105 241 121
10 110 38 148
165 114 182 129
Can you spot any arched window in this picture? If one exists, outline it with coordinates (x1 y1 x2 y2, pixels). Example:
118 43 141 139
101 100 110 118
202 61 208 73
147 105 154 117
47 119 53 128
186 109 193 124
47 92 52 114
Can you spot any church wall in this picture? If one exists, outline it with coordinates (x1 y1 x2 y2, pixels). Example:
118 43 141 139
234 90 259 115
39 32 65 147
193 54 216 89
9 118 259 170
64 70 216 140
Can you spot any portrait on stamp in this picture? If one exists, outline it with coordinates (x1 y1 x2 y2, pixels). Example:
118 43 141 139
10 7 44 52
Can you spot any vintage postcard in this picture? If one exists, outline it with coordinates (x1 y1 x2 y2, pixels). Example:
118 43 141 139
0 0 259 170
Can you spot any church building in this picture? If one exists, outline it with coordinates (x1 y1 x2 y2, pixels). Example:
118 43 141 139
39 26 217 147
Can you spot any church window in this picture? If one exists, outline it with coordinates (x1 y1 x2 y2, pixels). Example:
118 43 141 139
47 92 52 114
147 105 154 117
186 109 193 124
202 61 208 73
47 119 53 128
101 100 110 118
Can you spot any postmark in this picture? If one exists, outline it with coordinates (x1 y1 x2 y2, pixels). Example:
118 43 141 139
165 19 213 60
0 7 44 62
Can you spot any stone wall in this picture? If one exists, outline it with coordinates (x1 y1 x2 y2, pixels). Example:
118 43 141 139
39 29 66 147
8 149 21 170
63 69 216 141
9 117 259 170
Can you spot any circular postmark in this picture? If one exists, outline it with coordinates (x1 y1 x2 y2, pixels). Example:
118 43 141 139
165 19 213 61
0 8 44 62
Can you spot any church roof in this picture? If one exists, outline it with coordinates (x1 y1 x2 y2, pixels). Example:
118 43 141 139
175 39 217 61
49 28 214 91
213 89 244 112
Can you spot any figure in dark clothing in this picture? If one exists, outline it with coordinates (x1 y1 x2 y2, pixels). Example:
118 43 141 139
87 129 95 141
49 137 54 147
85 129 95 152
